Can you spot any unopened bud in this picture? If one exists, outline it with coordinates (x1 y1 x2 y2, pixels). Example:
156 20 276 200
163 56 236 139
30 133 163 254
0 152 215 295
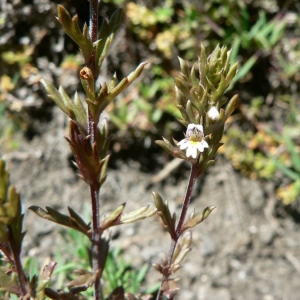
207 106 220 123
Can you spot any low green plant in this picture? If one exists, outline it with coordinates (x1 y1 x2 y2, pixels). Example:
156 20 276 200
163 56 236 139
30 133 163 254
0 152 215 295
103 248 159 296
57 228 156 298
228 10 286 84
273 135 300 205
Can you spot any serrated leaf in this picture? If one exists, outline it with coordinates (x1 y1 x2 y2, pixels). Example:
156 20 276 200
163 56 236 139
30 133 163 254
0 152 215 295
29 206 90 237
172 231 192 267
40 79 68 115
181 206 215 233
67 270 96 294
152 192 176 238
108 62 147 100
68 207 90 231
57 5 93 64
121 205 157 224
95 9 123 75
101 203 126 230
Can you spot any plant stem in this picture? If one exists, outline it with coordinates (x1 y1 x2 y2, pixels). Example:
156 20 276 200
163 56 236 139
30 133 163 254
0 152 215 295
174 163 199 239
88 0 99 78
8 227 28 296
88 0 101 299
90 183 101 300
156 163 200 300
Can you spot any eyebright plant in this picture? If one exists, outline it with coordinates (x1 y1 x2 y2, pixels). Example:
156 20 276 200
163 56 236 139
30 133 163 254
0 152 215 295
0 0 155 299
0 0 238 299
154 45 238 300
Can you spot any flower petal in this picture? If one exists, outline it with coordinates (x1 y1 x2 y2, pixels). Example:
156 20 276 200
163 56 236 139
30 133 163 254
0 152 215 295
179 142 189 150
177 138 188 146
186 145 197 158
194 124 204 134
197 143 204 152
202 140 209 148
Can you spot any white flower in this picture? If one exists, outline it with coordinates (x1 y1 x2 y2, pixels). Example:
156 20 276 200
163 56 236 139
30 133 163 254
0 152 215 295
207 106 220 122
177 124 209 159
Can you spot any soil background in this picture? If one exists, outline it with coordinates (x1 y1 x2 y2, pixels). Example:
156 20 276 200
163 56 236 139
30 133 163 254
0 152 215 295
7 114 300 300
1 1 300 300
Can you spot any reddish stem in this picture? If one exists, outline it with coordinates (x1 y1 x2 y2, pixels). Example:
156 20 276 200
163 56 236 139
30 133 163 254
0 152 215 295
8 227 28 296
88 0 101 299
156 163 200 300
90 183 101 300
88 0 99 78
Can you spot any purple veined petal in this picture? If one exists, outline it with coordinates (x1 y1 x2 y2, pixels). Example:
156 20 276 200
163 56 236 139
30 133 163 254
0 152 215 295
177 138 188 146
187 124 195 131
186 124 205 140
194 124 204 134
179 142 189 150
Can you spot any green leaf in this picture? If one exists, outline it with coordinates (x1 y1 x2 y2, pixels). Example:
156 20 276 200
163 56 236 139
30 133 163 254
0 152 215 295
40 79 68 115
95 9 123 75
67 270 96 294
181 206 216 233
273 159 299 181
101 203 126 230
284 136 300 173
29 206 91 237
232 54 258 84
108 62 148 100
269 19 286 46
57 5 93 64
120 205 156 224
152 192 176 239
172 231 192 267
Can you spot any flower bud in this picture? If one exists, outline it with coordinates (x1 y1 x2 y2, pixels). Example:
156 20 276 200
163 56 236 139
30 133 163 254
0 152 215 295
207 106 220 123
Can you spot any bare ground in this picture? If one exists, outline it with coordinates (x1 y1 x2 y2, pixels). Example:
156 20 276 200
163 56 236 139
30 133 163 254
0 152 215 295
4 110 300 300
